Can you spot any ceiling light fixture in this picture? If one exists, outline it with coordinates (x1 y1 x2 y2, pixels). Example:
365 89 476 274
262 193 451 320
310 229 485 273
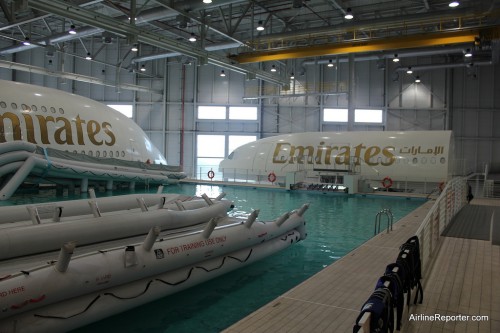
344 8 353 20
449 1 459 7
85 52 92 60
140 64 146 72
256 20 265 31
271 65 277 72
203 0 212 3
464 48 472 57
131 43 138 52
22 37 31 46
415 76 421 83
68 25 77 35
220 70 226 77
327 59 334 67
290 72 295 79
189 33 197 42
393 54 399 62
406 67 413 74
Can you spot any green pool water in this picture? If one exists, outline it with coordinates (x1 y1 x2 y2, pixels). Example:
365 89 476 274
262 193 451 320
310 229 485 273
4 184 424 332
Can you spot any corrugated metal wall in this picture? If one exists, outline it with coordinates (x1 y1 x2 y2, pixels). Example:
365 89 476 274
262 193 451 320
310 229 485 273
1 43 499 176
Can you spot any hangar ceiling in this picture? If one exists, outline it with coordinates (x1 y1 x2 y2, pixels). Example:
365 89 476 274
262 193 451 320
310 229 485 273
0 0 499 86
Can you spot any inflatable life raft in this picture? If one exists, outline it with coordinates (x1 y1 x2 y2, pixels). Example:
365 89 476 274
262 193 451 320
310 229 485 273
0 194 233 260
0 203 308 332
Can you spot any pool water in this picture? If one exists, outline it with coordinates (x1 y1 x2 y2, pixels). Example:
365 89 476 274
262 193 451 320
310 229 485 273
4 184 424 332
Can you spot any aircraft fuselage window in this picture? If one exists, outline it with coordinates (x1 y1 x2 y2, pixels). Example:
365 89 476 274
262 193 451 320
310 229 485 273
22 104 30 111
50 107 56 114
41 106 47 112
31 105 38 112
0 101 6 108
59 108 64 114
11 103 17 110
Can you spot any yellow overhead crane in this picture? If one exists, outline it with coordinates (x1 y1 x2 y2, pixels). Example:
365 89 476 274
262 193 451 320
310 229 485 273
232 30 481 63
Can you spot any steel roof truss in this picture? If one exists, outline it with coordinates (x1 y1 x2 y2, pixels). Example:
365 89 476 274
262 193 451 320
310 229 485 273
27 0 287 86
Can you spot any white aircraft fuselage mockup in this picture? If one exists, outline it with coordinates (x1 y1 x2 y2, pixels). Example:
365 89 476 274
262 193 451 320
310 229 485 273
0 80 166 164
219 131 453 183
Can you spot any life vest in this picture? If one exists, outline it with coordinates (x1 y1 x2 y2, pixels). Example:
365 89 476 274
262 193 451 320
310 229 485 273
381 264 405 330
397 236 424 306
353 235 424 332
353 287 394 333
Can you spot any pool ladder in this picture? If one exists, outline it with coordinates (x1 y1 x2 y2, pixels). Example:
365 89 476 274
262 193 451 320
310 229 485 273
374 208 394 235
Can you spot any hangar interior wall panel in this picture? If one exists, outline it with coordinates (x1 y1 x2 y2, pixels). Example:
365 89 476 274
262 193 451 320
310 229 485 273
2 45 500 175
165 132 181 166
322 123 349 132
136 106 151 130
451 65 500 174
166 104 183 131
354 61 385 108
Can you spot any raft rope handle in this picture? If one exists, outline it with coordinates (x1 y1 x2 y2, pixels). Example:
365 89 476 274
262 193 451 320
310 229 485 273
33 249 256 319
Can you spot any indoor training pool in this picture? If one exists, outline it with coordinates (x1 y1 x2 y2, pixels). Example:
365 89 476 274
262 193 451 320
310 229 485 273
3 184 424 332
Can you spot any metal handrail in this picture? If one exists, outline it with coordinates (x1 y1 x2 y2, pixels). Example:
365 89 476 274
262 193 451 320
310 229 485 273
374 208 393 235
357 178 467 332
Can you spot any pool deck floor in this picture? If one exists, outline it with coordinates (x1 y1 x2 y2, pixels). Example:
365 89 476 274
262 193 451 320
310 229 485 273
222 198 500 333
